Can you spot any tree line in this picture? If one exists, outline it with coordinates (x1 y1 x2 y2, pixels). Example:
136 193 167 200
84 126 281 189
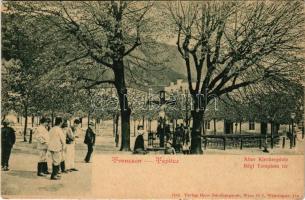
2 1 304 154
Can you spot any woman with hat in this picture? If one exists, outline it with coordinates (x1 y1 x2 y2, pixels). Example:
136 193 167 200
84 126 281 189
164 141 176 155
84 121 96 163
66 119 80 172
133 125 147 154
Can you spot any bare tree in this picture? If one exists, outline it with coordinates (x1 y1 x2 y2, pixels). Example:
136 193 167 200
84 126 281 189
167 1 305 153
8 1 160 151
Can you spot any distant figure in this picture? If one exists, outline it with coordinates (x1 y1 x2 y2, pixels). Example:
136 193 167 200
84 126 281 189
84 121 96 163
148 131 154 147
35 117 50 176
157 123 165 147
48 117 65 180
182 142 190 154
133 125 147 154
72 118 82 139
1 119 16 171
174 124 183 153
46 118 51 131
164 141 176 154
165 124 171 142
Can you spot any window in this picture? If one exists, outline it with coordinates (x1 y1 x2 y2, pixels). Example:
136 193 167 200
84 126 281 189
249 120 255 130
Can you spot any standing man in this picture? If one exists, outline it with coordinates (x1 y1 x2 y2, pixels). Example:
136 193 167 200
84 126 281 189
48 117 65 180
66 119 80 172
1 119 16 171
60 120 69 174
84 121 96 163
35 117 50 176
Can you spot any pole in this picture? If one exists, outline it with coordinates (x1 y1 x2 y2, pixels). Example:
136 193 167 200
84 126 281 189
271 120 274 149
301 113 304 139
292 118 294 147
113 114 115 137
134 119 136 137
185 91 188 126
29 129 33 144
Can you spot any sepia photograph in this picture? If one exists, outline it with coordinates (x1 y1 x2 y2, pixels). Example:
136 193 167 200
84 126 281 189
1 1 304 199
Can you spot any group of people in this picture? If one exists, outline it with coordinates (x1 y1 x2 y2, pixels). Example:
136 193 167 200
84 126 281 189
1 117 96 181
156 123 191 154
133 122 191 155
36 117 79 180
36 117 97 180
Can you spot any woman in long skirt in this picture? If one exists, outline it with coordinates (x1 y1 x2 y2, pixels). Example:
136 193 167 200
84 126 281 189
65 120 79 171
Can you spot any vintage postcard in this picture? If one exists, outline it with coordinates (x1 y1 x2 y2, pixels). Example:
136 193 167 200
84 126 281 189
1 1 304 199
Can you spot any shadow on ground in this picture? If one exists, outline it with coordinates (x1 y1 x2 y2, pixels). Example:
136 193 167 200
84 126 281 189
7 170 37 179
38 184 64 192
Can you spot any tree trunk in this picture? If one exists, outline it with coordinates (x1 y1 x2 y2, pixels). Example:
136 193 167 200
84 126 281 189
31 115 35 127
23 105 28 142
261 121 267 135
133 119 136 136
190 110 204 154
149 119 152 133
239 120 242 134
119 106 131 151
87 111 90 127
202 119 205 135
113 114 116 137
1 114 7 123
51 110 54 127
115 114 119 141
271 122 274 135
172 120 174 133
114 65 131 151
275 123 280 135
235 122 238 134
213 118 216 135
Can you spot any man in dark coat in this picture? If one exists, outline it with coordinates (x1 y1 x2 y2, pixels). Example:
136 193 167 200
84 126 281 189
84 121 96 163
1 119 16 171
174 124 183 153
164 124 171 142
157 124 165 147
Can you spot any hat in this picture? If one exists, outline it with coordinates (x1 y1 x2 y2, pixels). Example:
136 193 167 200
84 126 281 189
2 119 10 125
89 121 94 126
